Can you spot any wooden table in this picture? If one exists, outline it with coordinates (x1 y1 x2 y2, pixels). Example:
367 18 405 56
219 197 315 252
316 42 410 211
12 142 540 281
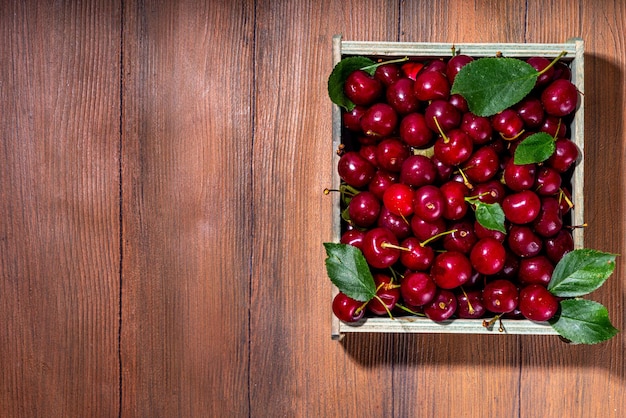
1 1 624 416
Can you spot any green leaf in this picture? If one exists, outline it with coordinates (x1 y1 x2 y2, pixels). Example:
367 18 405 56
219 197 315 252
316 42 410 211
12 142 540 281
475 202 506 233
323 242 376 302
451 57 538 117
327 56 376 111
548 249 618 297
513 132 556 165
549 299 619 344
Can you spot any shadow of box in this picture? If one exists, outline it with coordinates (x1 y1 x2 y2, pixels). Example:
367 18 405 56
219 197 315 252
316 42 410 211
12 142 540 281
330 35 584 339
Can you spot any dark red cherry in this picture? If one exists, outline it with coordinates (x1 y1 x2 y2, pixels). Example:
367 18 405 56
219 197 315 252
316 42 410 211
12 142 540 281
337 151 376 188
374 63 402 86
399 112 433 147
368 169 397 200
461 146 500 183
502 190 541 224
377 206 412 241
411 215 447 242
508 225 543 258
527 56 554 86
332 292 365 323
399 154 437 187
425 100 461 133
401 271 437 306
375 138 409 172
443 220 477 254
386 77 420 115
456 289 487 319
343 105 367 132
547 138 579 173
532 197 563 238
461 112 494 145
470 237 506 275
430 251 473 289
340 229 366 250
361 103 398 138
368 274 401 316
413 70 450 101
473 219 506 242
440 180 470 220
413 185 445 222
361 227 402 269
470 179 507 205
540 115 567 138
515 96 545 129
492 109 524 139
518 284 559 321
544 229 574 264
344 69 383 106
503 159 537 192
348 191 381 228
446 54 474 83
423 289 457 321
382 183 415 217
399 237 435 271
518 255 554 286
483 279 519 314
535 166 562 196
541 79 579 117
434 129 473 167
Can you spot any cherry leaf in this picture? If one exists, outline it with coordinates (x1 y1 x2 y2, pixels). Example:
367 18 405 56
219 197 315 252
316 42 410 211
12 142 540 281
474 202 506 233
328 56 376 111
451 57 538 117
323 242 376 302
547 249 618 297
549 299 619 345
514 132 556 165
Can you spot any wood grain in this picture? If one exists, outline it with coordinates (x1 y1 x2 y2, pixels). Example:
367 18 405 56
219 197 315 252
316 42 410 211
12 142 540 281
0 1 121 416
120 0 254 416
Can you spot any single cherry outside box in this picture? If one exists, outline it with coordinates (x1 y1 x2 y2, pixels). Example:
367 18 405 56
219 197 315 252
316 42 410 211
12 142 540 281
330 35 585 339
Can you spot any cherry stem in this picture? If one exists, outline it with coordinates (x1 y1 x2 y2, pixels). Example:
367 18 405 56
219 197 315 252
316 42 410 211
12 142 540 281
482 314 501 329
460 286 475 315
559 188 574 209
381 242 411 252
500 128 526 141
395 303 426 317
360 56 410 73
432 116 449 143
421 228 458 247
457 167 474 190
354 300 369 316
537 50 568 77
373 294 396 320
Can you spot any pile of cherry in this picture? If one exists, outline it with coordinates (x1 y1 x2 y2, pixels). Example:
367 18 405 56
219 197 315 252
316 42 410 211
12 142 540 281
333 54 580 324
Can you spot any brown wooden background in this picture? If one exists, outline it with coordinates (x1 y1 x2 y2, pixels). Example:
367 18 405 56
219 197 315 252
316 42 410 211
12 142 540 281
1 0 624 417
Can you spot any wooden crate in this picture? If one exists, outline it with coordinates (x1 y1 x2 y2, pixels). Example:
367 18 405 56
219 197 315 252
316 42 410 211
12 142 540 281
330 35 585 339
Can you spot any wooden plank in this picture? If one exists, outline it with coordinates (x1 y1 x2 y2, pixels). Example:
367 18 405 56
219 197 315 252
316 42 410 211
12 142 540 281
519 1 626 417
0 1 121 416
249 0 399 416
120 1 254 416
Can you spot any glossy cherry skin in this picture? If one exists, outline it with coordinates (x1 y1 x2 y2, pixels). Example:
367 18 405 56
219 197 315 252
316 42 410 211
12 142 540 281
361 103 398 138
401 271 438 306
535 166 562 196
440 180 470 220
399 112 433 147
541 79 579 117
386 77 420 115
411 215 447 242
337 151 376 188
430 251 473 289
425 100 461 133
515 96 545 129
348 191 381 228
544 229 574 264
368 170 398 200
470 237 506 275
344 69 383 106
508 225 543 258
547 138 579 173
361 227 401 269
423 289 457 321
375 138 409 172
461 112 493 144
527 56 554 86
374 63 402 86
382 183 415 217
518 255 554 286
492 108 524 139
473 220 506 242
446 54 474 83
482 279 519 314
377 206 412 241
343 105 367 132
518 284 559 321
340 229 366 250
368 274 401 316
434 129 473 166
442 220 477 254
532 197 563 238
470 179 507 204
399 237 435 271
502 190 541 224
399 154 437 187
413 69 450 101
413 185 445 222
332 292 365 323
456 289 487 319
461 146 500 183
503 159 537 192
